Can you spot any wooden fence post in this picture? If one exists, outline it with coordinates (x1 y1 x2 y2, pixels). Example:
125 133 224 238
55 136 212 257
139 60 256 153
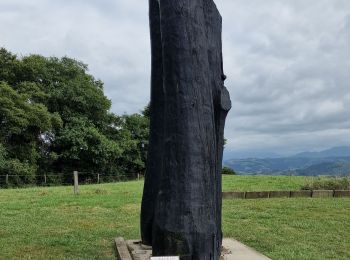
97 173 100 184
44 174 47 185
5 174 9 185
73 171 79 195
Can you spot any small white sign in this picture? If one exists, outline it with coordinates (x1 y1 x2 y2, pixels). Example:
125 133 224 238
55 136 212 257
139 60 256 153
151 257 179 260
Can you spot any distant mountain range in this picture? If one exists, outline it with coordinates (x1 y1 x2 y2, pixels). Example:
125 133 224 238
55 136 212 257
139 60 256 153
224 146 350 176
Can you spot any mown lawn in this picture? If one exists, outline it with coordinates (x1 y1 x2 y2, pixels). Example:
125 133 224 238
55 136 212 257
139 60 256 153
0 175 349 259
222 175 308 192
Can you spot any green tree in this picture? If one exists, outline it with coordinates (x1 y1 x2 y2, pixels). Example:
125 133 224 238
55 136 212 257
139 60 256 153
103 112 149 177
0 48 150 185
0 143 6 172
119 113 149 175
53 117 123 173
0 80 61 185
222 166 236 175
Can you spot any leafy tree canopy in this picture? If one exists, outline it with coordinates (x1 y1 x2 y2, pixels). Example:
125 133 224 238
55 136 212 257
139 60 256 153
222 166 236 175
0 48 149 186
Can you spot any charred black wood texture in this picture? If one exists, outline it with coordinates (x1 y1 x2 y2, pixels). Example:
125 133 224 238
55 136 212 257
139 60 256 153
141 0 231 259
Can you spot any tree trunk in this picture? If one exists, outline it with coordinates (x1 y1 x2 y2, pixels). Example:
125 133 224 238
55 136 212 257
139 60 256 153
141 0 231 259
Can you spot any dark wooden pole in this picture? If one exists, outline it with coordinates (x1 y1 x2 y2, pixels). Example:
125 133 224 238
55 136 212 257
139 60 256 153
141 0 231 259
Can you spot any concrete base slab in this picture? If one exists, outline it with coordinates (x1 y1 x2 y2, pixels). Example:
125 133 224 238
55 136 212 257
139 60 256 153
221 239 271 260
116 238 271 260
126 240 152 260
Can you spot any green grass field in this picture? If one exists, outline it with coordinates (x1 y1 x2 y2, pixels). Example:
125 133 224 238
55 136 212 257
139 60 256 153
0 175 349 259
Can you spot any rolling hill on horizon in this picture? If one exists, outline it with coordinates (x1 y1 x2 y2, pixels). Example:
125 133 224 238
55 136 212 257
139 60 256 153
225 146 350 176
293 146 350 158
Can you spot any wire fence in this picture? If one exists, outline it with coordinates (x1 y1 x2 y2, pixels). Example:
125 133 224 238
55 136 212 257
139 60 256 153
0 171 143 189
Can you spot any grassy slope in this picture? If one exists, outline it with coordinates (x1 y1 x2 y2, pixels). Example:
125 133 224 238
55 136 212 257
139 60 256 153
0 176 349 259
222 175 308 192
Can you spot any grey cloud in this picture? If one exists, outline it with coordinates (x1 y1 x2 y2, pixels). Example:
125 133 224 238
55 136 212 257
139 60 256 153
215 0 350 153
1 0 350 155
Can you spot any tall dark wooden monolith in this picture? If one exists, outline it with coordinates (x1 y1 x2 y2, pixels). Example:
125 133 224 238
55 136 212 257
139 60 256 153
141 0 231 259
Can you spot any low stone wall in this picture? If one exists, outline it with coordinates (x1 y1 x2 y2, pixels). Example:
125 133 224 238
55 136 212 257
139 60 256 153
269 191 290 198
222 192 246 199
245 191 269 199
290 190 312 198
334 190 350 197
222 190 350 199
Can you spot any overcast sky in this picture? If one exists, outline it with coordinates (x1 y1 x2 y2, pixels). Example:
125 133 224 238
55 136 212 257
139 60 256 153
1 0 350 158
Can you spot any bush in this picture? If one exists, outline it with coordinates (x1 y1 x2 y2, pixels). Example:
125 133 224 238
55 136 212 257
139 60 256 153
302 177 350 190
0 159 37 187
0 144 6 173
222 167 236 175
